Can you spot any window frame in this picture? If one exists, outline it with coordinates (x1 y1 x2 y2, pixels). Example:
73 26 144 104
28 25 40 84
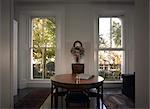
30 17 56 80
27 11 65 81
97 16 126 82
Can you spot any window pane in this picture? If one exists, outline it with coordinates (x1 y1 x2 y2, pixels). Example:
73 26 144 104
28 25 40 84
32 17 56 48
99 17 123 48
32 17 56 79
98 51 123 81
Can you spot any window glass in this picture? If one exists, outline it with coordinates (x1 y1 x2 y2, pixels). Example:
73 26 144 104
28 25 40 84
99 18 123 48
98 51 123 81
98 17 124 81
31 17 56 79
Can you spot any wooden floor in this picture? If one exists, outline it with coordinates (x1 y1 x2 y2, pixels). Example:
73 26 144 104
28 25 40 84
41 94 107 109
14 88 125 109
40 88 121 109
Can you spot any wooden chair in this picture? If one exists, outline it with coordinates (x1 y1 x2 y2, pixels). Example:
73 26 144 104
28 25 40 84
86 83 103 109
51 81 68 108
72 63 103 108
66 91 90 108
72 63 84 74
122 72 135 102
65 63 90 108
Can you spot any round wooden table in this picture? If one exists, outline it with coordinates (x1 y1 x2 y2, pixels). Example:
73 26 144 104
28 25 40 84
51 74 104 109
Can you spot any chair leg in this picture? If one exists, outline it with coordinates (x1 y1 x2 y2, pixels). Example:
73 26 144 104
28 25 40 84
87 101 90 108
54 88 58 108
51 85 54 109
51 94 53 108
66 102 69 109
61 96 63 107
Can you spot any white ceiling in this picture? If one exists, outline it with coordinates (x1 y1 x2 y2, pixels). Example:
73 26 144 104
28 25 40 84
14 0 134 3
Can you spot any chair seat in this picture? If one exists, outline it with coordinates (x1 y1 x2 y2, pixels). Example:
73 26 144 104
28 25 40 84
65 91 90 108
86 88 100 97
66 92 89 103
53 90 68 96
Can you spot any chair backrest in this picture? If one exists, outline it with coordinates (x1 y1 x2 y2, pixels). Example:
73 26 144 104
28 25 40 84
72 64 84 74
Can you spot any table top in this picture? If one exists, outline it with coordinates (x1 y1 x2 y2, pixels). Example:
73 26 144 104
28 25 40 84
51 74 104 85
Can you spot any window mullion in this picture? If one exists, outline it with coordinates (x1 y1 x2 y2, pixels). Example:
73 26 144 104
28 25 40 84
99 48 124 51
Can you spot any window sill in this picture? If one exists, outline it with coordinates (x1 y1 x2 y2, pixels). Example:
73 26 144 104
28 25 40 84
30 79 51 81
28 79 51 84
104 80 122 84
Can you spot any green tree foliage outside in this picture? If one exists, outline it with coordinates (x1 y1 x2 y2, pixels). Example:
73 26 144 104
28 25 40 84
32 17 56 79
112 21 121 47
99 18 122 81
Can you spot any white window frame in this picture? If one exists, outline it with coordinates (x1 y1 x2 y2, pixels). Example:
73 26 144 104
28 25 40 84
29 15 60 81
18 9 65 88
98 16 125 82
30 17 57 80
93 12 134 83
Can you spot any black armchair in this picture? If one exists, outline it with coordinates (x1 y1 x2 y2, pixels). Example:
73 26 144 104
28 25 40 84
122 73 135 102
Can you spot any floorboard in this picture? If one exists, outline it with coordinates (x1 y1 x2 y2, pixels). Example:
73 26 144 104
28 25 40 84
14 88 134 109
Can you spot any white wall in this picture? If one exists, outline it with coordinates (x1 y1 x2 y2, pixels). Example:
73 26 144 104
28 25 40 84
17 5 66 88
0 0 2 107
1 0 14 107
149 0 150 107
15 2 135 88
13 20 18 96
65 4 93 74
134 0 149 108
65 3 134 74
